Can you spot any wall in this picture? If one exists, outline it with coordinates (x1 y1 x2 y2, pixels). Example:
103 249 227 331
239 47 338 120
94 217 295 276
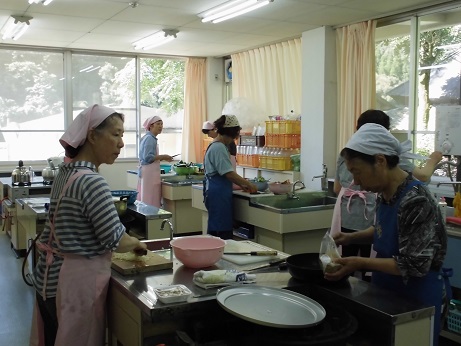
206 57 226 121
301 26 337 189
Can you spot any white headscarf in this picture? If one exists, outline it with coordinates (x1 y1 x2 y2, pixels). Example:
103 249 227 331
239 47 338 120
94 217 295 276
345 123 402 156
60 104 117 155
346 123 428 160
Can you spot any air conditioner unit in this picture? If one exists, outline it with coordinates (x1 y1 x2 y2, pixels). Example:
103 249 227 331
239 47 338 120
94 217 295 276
224 59 232 83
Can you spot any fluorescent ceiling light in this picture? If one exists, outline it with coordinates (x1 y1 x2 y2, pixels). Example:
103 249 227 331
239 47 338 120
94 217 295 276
29 0 54 5
200 0 273 24
132 29 178 50
1 15 33 41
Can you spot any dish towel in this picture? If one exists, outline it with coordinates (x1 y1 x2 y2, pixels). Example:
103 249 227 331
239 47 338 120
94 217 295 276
193 269 256 289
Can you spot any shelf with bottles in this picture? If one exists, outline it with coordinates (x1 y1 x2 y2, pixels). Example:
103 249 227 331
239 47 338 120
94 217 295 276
236 146 300 171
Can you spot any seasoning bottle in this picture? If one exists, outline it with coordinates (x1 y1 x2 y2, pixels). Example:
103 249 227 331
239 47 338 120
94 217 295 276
439 196 447 223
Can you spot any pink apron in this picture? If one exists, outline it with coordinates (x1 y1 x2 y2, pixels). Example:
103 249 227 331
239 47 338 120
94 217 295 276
30 171 86 346
330 184 377 260
31 170 113 346
137 144 162 208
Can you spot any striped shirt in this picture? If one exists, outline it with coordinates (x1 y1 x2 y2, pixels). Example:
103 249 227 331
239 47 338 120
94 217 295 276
33 161 125 298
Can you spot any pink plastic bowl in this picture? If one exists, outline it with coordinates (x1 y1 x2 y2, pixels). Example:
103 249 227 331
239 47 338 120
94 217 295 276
170 235 226 268
268 182 293 195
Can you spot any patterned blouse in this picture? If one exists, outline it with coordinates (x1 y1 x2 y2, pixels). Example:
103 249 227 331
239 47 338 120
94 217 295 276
377 174 447 280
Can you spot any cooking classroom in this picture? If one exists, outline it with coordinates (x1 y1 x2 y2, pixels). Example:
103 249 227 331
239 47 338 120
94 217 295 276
1 0 461 345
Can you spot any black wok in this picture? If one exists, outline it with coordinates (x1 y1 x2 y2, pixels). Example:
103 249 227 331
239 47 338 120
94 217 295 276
286 253 348 285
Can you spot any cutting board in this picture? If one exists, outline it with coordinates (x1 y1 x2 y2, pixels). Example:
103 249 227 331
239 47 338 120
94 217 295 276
222 240 280 265
111 251 173 275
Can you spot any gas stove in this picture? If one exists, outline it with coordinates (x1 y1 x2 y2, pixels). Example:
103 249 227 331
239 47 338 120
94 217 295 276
145 301 358 346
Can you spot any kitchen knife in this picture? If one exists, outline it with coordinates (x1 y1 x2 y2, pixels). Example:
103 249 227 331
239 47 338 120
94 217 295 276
224 251 278 256
171 154 181 158
245 258 286 271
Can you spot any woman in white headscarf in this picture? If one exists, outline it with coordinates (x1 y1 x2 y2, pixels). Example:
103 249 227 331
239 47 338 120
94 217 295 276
30 104 147 346
203 115 257 239
325 123 447 346
137 116 173 208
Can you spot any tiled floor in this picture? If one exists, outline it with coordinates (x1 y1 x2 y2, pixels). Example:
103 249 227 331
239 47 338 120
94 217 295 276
0 232 35 346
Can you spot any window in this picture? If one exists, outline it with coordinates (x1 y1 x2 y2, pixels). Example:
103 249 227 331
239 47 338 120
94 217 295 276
0 49 64 161
72 53 136 158
139 58 185 156
376 7 461 180
0 48 186 164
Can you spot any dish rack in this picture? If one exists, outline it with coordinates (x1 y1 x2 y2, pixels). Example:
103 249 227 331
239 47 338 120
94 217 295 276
111 190 138 205
447 299 461 334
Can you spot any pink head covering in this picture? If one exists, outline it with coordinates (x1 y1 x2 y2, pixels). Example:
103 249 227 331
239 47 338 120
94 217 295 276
202 121 214 131
59 104 117 156
143 116 162 131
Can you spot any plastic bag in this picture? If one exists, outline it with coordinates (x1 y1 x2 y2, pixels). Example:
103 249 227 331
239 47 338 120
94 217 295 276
319 230 342 274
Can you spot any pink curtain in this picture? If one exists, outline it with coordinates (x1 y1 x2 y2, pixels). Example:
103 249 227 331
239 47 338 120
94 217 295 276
182 58 207 163
336 20 377 151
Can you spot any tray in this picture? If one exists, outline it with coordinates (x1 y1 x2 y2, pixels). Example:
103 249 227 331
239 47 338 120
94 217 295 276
216 286 326 328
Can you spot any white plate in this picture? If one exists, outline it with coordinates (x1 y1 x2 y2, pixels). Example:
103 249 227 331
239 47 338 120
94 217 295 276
216 286 326 328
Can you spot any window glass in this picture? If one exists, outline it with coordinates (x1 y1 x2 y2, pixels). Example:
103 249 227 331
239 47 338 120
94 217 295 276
375 22 411 131
0 49 64 161
139 58 185 159
72 54 137 158
417 13 461 152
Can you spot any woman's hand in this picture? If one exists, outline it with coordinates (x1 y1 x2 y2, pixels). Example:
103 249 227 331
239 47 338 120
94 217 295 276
324 256 362 281
243 182 257 194
133 241 148 256
332 232 352 246
162 155 174 162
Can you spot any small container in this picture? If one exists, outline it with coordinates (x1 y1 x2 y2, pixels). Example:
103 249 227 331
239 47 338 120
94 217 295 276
153 285 192 304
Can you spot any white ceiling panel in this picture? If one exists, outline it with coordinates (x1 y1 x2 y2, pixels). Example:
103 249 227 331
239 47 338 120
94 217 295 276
0 0 457 57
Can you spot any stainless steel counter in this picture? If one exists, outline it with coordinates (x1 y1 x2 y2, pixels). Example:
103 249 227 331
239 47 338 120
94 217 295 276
110 246 433 326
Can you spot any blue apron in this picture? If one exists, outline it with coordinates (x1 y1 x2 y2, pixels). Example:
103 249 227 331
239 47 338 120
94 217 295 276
373 180 443 345
203 143 234 239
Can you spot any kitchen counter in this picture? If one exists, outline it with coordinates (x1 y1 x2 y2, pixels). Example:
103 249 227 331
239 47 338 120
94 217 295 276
108 240 434 346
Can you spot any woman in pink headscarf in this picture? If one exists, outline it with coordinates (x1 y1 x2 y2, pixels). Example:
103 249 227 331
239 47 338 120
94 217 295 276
30 104 147 346
137 116 173 208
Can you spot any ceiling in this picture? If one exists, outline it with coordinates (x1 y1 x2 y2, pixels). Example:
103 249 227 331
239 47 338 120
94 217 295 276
0 0 458 58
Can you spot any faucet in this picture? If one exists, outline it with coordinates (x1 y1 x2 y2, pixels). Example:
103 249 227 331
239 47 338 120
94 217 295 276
160 219 174 242
312 164 328 191
289 180 305 199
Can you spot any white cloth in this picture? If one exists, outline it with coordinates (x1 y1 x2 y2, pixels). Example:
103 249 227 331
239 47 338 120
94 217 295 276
345 123 401 156
193 269 255 289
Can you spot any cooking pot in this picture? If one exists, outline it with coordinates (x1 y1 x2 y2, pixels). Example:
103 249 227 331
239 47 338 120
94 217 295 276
286 253 348 285
113 195 129 216
12 160 32 185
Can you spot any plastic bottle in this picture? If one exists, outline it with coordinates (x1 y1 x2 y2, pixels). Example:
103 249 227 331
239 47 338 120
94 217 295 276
439 197 447 223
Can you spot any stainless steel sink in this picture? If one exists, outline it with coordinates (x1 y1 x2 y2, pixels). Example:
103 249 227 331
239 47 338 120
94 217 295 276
161 175 204 185
249 191 336 214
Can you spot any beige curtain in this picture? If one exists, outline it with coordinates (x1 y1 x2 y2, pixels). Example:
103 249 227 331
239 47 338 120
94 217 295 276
182 58 207 163
232 38 302 118
336 20 377 151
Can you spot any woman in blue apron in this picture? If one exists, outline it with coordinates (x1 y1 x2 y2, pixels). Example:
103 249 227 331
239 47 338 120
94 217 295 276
203 115 257 239
325 123 447 346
